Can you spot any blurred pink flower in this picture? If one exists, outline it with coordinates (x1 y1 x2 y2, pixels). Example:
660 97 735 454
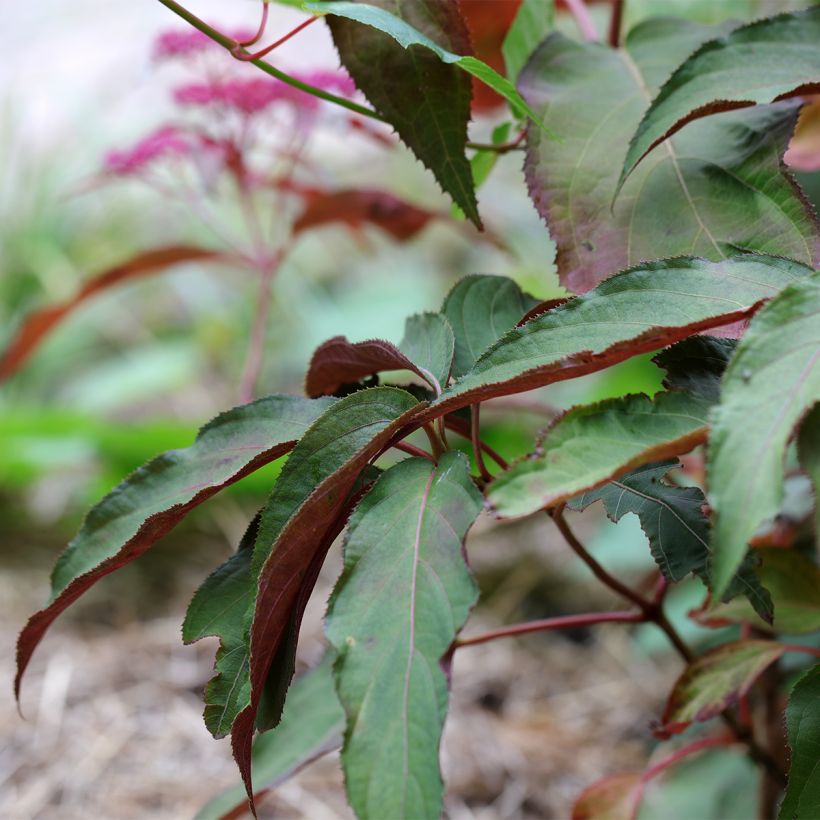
104 127 191 175
153 27 256 60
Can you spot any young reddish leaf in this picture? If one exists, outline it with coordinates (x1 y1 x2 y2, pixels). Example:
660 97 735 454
693 548 820 635
0 245 228 380
487 391 712 519
326 452 483 820
441 274 540 378
292 187 438 241
571 772 642 820
708 272 820 599
15 394 334 700
459 0 522 110
780 663 820 820
786 96 820 172
228 388 423 810
305 336 435 396
798 404 820 538
660 640 787 735
322 0 480 227
520 22 820 292
195 653 344 820
621 8 820 188
427 255 811 420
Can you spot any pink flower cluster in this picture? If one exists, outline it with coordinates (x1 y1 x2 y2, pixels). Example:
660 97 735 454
153 27 255 60
174 71 356 116
104 126 191 175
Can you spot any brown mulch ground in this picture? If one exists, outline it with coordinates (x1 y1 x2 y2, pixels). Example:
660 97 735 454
1 512 676 819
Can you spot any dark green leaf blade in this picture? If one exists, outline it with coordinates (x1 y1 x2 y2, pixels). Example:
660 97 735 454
442 274 540 378
326 452 483 819
780 663 820 820
520 22 820 292
487 391 711 519
661 640 787 735
428 255 811 419
399 311 455 392
15 394 334 698
195 653 344 820
654 336 737 402
797 404 820 537
622 8 820 186
230 387 423 809
321 0 480 227
709 271 820 598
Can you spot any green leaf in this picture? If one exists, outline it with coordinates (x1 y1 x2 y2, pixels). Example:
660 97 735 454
326 452 482 820
519 22 820 292
708 271 820 598
441 274 540 378
195 653 344 820
310 1 548 128
798 404 820 538
318 0 479 227
780 663 820 820
654 336 737 402
661 640 787 735
16 394 333 698
694 548 820 634
183 514 260 738
230 387 423 807
621 8 820 188
429 255 811 418
502 0 553 83
398 311 455 392
487 391 711 519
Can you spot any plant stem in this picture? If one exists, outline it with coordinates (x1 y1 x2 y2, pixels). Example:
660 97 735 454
155 0 386 122
394 441 436 463
455 610 644 648
563 0 599 42
471 404 492 482
608 0 625 48
238 0 269 47
466 132 525 154
641 735 735 786
779 643 820 659
231 15 320 61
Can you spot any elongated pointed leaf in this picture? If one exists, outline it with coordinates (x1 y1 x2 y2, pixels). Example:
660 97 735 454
797 405 820 537
502 0 553 83
442 274 540 378
780 663 820 820
488 391 712 519
230 388 423 808
1 245 229 380
15 394 333 698
426 256 811 420
622 8 820 187
569 460 772 621
326 452 483 819
398 312 455 392
708 271 820 598
520 22 820 292
661 640 787 735
195 653 344 820
319 0 480 227
305 336 435 397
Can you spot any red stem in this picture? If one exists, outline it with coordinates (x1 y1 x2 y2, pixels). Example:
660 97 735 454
563 0 599 41
238 1 269 47
780 643 820 659
455 610 644 649
471 404 492 482
231 15 319 61
608 0 625 48
394 441 436 463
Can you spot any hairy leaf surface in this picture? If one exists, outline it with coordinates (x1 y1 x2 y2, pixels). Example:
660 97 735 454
15 394 333 697
320 0 480 226
488 392 712 519
780 663 820 820
709 271 820 598
442 274 540 378
326 452 483 820
622 8 820 186
661 640 787 735
195 653 344 820
0 245 228 380
520 21 819 291
230 387 422 807
427 256 811 419
398 312 455 392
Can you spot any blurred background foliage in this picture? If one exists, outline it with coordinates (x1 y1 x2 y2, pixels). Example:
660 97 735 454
2 1 819 817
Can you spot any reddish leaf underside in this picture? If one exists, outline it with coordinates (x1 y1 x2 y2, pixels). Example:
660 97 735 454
0 246 228 380
305 336 433 396
571 772 643 820
230 401 424 812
